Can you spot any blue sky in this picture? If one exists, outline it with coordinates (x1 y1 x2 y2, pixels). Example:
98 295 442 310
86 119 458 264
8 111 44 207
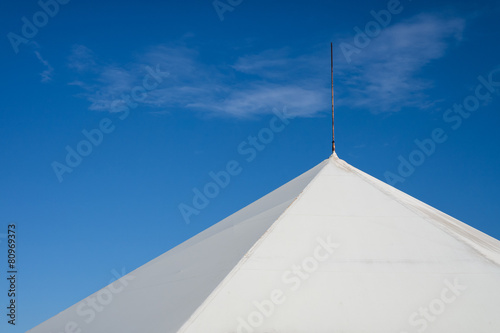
1 0 499 331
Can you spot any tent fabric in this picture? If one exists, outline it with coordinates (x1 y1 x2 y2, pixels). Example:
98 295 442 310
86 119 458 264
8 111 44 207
28 159 328 333
29 154 500 333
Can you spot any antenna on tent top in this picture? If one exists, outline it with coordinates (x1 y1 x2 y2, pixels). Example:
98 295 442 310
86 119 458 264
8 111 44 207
331 42 335 153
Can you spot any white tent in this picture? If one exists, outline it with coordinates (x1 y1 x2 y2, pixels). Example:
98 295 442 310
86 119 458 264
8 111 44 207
29 153 500 333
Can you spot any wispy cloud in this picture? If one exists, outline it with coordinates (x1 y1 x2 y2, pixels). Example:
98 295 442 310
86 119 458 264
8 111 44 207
336 14 466 112
68 45 328 118
35 51 54 83
68 13 465 118
68 44 97 73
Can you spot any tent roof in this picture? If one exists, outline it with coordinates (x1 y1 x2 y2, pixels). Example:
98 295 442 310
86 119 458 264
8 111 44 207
29 154 500 333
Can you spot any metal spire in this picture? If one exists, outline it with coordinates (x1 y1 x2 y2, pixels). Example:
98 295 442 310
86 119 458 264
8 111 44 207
331 42 335 153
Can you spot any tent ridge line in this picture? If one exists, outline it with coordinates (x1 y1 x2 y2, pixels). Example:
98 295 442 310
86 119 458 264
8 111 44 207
175 159 331 332
335 157 500 266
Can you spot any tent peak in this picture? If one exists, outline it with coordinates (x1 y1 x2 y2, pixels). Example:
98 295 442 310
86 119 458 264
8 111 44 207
329 151 339 160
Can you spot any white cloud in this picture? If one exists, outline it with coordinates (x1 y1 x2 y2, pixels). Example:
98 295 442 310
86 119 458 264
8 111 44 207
336 14 466 112
187 84 328 118
68 44 97 73
69 45 328 118
69 13 465 118
34 51 54 83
